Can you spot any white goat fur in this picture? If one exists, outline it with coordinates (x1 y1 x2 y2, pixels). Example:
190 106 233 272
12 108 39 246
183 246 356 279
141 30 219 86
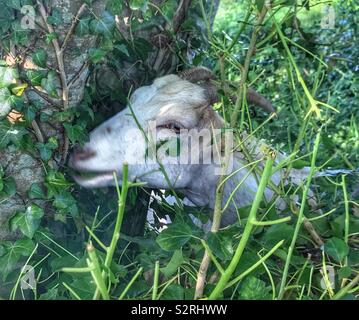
70 74 306 226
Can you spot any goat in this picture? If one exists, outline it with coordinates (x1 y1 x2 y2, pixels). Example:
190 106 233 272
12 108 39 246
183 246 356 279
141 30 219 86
68 68 324 227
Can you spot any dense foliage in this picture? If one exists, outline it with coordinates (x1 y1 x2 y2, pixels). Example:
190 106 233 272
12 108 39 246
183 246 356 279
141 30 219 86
0 0 358 300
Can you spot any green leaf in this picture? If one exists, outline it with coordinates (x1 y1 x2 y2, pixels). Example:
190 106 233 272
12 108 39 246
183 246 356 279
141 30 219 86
45 171 73 195
28 183 46 199
89 11 115 35
53 190 77 210
41 71 58 97
63 123 87 144
0 66 17 88
0 177 16 198
0 88 12 118
114 44 130 57
7 0 22 10
160 250 184 277
32 49 47 68
76 17 90 36
324 237 349 263
10 204 44 238
38 287 59 300
160 284 184 300
26 70 47 86
0 239 35 281
156 223 193 251
89 48 107 63
0 120 27 148
207 232 234 261
47 8 63 26
36 143 52 161
107 0 123 14
0 5 13 33
238 276 271 300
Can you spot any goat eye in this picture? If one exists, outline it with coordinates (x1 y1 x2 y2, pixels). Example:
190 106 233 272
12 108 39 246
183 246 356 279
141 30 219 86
158 122 182 134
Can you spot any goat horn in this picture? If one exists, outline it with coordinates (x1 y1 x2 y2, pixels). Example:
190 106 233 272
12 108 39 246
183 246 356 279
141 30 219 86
179 67 276 114
178 66 216 82
246 88 275 114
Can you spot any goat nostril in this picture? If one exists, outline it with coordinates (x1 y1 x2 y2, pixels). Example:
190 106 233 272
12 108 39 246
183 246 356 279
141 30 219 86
74 148 97 161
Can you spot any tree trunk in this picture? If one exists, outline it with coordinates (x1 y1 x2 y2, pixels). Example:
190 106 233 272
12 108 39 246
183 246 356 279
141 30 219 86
0 0 219 240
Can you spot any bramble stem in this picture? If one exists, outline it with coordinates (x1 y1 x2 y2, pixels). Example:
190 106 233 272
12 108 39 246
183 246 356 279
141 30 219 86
209 155 275 300
278 130 321 299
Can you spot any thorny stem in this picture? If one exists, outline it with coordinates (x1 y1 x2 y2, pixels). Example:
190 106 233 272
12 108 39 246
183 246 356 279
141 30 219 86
194 3 269 299
208 154 275 300
230 4 268 128
93 163 130 300
278 130 321 299
87 242 110 300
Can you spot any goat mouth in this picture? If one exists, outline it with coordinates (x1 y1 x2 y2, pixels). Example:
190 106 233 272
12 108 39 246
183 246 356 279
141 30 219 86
72 171 117 188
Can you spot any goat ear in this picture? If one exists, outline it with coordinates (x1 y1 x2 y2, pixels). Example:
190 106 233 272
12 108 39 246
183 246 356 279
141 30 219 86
197 106 224 130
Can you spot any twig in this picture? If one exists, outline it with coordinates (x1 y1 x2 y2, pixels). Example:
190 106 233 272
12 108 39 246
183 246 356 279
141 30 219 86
61 3 88 52
68 60 91 89
194 251 211 298
31 120 45 143
36 1 69 110
230 5 268 127
36 1 70 163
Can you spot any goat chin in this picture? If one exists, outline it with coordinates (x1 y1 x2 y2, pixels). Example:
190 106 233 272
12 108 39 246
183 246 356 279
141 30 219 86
72 172 116 188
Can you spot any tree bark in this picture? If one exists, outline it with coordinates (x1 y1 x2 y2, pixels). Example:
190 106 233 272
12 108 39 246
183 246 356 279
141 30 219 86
0 0 219 240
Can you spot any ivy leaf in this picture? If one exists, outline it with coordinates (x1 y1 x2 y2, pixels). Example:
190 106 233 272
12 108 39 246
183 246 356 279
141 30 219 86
89 11 115 35
0 119 27 148
0 6 13 33
156 223 193 251
38 287 59 300
26 70 47 86
36 143 53 161
89 48 107 63
160 284 184 300
7 0 22 10
0 88 12 118
107 0 123 14
207 232 234 261
114 44 130 57
238 276 271 300
63 123 87 144
47 8 63 26
160 250 184 277
53 190 77 211
324 237 349 263
0 239 35 281
41 71 58 97
0 177 16 198
76 17 90 36
0 66 17 88
129 0 148 12
10 204 44 239
32 49 47 68
28 183 46 199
